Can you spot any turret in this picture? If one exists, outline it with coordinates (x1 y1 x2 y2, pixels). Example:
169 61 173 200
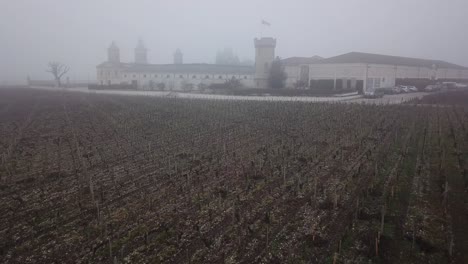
108 41 120 63
254 37 276 88
135 39 148 64
174 49 183 64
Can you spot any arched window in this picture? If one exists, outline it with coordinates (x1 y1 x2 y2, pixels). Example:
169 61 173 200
218 75 223 79
192 75 196 79
143 74 146 78
205 75 210 79
166 74 170 78
244 76 247 79
179 75 184 78
133 74 136 78
124 74 127 78
155 74 158 78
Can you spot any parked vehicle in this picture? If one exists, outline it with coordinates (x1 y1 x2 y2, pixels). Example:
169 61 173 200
379 87 394 95
408 86 418 92
425 83 444 92
400 86 410 93
392 86 402 94
364 89 384 98
443 82 457 89
425 85 436 92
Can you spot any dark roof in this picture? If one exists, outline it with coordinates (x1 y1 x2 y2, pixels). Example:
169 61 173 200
282 56 323 66
97 62 254 74
317 52 467 69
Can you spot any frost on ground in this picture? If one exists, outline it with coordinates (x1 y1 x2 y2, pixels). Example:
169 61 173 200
28 86 426 104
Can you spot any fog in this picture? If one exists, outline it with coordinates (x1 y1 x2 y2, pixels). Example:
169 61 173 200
2 0 468 84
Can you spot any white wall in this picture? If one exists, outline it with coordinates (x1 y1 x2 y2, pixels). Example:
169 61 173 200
97 67 122 85
100 69 255 90
284 65 300 88
97 63 468 91
307 63 468 92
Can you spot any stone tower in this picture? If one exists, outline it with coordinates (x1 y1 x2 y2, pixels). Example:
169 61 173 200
174 49 183 64
135 39 148 64
107 41 120 63
254 37 276 88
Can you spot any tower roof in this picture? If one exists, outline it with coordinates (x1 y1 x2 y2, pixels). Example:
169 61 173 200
282 56 323 66
109 41 119 50
254 37 276 47
317 52 467 69
136 38 146 50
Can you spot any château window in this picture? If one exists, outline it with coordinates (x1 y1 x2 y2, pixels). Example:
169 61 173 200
205 75 210 79
133 74 136 78
244 76 247 79
155 74 158 78
167 74 170 78
218 75 223 79
143 74 146 78
124 74 127 78
179 75 184 78
192 75 196 79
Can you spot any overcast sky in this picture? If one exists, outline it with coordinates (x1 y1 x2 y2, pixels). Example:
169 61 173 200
2 0 468 83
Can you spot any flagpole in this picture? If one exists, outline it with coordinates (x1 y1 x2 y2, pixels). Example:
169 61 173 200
260 22 263 37
260 19 271 37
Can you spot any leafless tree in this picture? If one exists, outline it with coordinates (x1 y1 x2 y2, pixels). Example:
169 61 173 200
46 62 69 87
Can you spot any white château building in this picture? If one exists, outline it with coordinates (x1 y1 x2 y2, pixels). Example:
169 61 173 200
97 37 468 92
97 38 277 90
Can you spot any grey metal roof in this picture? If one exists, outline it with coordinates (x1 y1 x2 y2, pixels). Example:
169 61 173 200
97 62 254 74
316 52 467 69
282 56 323 66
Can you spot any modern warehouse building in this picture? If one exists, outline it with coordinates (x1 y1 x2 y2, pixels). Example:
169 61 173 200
285 52 468 92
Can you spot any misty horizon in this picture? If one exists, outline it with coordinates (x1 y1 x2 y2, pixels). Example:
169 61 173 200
2 0 468 83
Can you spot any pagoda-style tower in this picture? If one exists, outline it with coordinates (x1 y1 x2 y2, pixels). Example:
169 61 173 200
174 49 183 64
107 41 120 63
135 39 148 64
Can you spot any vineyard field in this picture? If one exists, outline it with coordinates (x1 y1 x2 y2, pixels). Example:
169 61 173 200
0 88 467 263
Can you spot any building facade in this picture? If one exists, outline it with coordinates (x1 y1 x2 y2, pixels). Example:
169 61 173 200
97 39 468 91
282 56 323 88
298 52 468 92
97 38 276 90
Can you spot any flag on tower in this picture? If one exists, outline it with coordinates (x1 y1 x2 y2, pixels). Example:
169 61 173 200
261 19 271 26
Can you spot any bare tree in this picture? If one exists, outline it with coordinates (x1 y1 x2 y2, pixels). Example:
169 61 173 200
46 62 69 87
